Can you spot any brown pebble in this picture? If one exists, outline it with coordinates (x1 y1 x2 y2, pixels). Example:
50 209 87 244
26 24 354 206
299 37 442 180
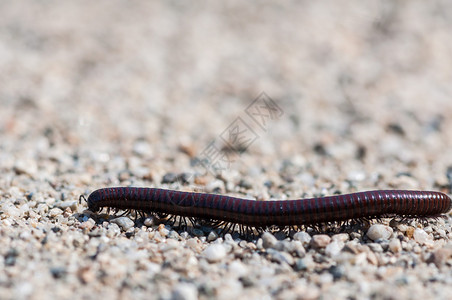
405 227 415 238
77 266 95 284
178 143 196 157
194 176 208 186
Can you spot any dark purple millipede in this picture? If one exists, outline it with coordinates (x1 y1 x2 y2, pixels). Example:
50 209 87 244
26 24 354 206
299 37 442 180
82 188 452 234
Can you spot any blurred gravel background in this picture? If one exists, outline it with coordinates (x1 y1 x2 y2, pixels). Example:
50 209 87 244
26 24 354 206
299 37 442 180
1 1 452 299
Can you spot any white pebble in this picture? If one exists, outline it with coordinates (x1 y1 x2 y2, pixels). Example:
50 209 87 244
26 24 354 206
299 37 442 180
228 260 249 278
171 283 198 300
14 159 37 177
8 186 24 198
160 239 179 252
291 241 306 257
203 244 227 263
207 231 219 242
293 232 311 245
186 238 203 253
55 200 78 211
107 223 121 237
133 140 153 157
366 224 393 241
354 252 368 265
325 241 344 257
413 228 434 247
143 217 156 227
49 208 63 218
2 203 21 218
318 273 334 284
110 217 135 231
332 233 349 243
37 203 49 215
397 224 408 232
19 230 31 240
347 170 366 182
19 204 30 216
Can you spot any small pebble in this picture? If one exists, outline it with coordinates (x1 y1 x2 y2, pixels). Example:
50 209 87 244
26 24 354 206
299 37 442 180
431 247 452 267
4 249 19 266
366 224 393 241
295 255 315 271
332 233 349 243
293 232 311 245
310 234 331 248
366 251 378 265
205 180 225 192
350 232 361 240
2 204 21 218
161 172 178 184
405 227 415 238
294 259 308 271
55 200 78 211
228 260 249 278
171 283 198 300
262 232 278 249
186 238 203 253
48 208 63 218
389 238 402 253
79 218 96 231
13 159 38 177
158 224 170 237
110 217 135 231
207 231 219 242
168 230 180 240
367 243 383 253
413 228 434 247
143 217 156 227
50 267 67 279
132 140 152 157
106 223 121 237
267 249 295 265
328 265 345 280
325 241 344 257
238 178 253 189
203 244 227 263
280 240 306 257
160 239 179 252
397 224 408 232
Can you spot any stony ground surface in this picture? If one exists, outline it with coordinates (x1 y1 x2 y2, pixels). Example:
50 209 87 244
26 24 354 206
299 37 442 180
1 1 452 299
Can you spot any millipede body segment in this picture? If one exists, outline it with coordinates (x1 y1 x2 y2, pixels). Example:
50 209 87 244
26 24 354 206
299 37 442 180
85 187 451 229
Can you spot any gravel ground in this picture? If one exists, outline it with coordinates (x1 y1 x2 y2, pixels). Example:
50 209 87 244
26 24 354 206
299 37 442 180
2 1 452 299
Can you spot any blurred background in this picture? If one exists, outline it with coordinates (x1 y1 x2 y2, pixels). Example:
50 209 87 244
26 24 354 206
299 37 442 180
1 0 452 197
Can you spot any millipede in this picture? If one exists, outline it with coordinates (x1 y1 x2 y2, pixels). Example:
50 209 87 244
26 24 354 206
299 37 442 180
81 187 452 235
